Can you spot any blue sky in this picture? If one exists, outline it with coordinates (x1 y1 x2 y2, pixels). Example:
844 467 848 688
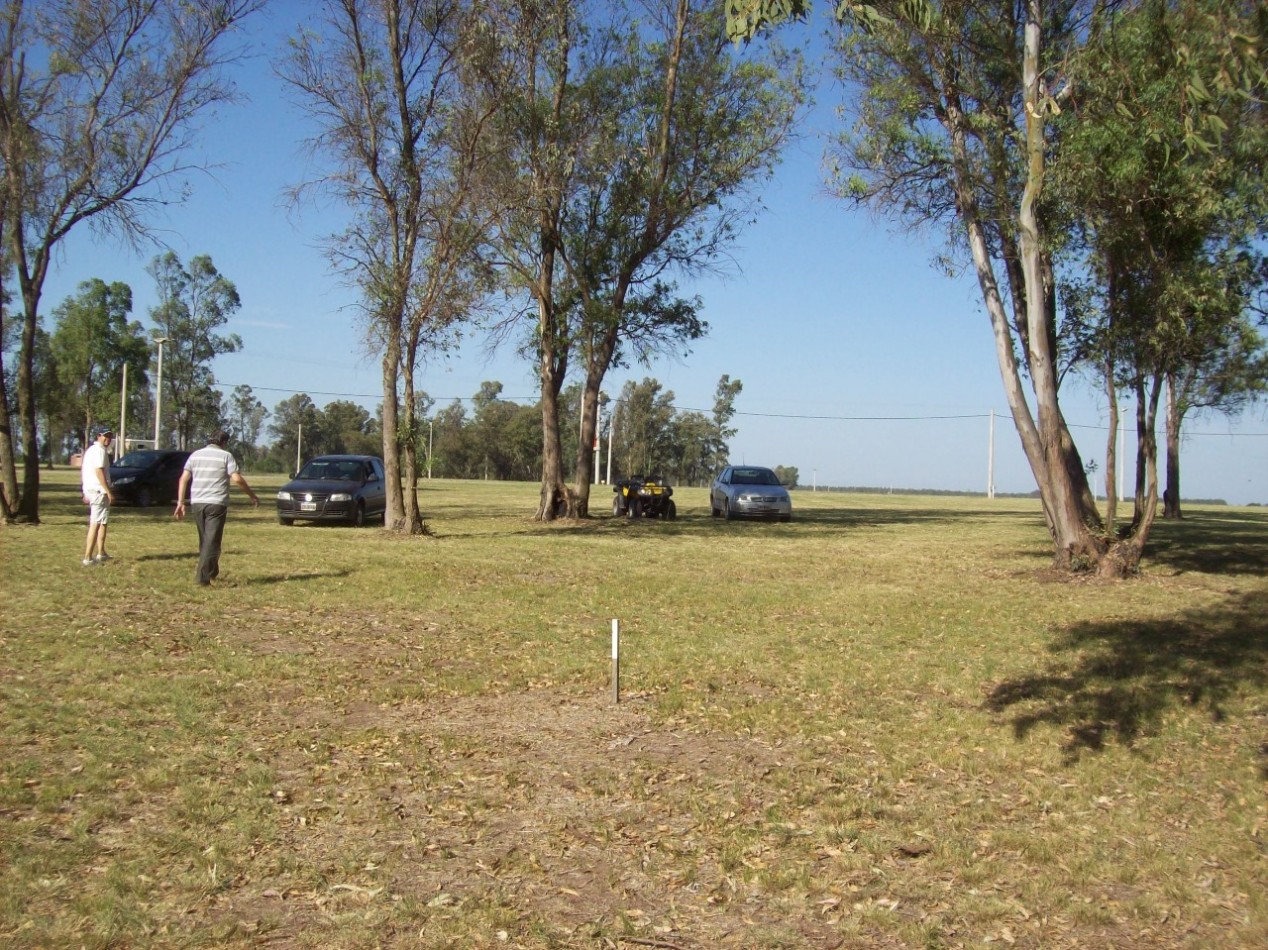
41 4 1268 504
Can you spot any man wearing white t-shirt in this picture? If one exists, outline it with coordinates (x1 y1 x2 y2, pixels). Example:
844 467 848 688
174 429 259 585
80 425 115 566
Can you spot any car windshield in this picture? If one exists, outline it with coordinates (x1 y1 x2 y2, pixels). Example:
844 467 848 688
732 468 780 486
114 450 162 467
298 460 362 481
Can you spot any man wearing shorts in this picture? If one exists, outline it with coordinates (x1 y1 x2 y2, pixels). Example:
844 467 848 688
80 425 115 565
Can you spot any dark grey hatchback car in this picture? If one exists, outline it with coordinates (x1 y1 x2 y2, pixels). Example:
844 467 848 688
276 455 387 526
109 449 191 507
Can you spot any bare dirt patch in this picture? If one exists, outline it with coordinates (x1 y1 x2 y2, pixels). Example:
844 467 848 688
232 685 842 948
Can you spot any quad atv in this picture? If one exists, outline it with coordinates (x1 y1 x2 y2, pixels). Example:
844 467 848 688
612 475 677 519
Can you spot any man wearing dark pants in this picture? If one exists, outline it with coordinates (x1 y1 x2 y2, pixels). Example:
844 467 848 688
174 429 259 585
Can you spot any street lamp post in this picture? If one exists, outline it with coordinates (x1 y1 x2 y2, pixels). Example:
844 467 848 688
153 337 169 448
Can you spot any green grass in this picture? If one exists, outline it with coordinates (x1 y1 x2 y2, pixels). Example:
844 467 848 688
2 469 1267 948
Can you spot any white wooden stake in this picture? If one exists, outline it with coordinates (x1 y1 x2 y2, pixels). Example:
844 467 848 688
611 619 620 704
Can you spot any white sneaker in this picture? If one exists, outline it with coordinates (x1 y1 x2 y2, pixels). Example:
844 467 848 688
96 552 113 561
82 558 96 566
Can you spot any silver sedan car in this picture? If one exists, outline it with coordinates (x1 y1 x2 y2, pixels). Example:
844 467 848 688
710 465 793 522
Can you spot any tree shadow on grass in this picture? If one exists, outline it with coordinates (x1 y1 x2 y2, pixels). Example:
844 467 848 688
1145 509 1268 576
527 503 1019 540
985 589 1268 762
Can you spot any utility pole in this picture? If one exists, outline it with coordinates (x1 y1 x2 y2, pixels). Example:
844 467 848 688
987 409 996 500
153 336 169 449
118 364 128 460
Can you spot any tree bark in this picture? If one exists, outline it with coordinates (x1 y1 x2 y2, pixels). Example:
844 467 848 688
400 353 426 535
0 333 17 521
1163 371 1183 518
381 334 406 532
1104 354 1118 534
572 322 619 518
536 300 574 521
942 4 1116 571
13 264 44 523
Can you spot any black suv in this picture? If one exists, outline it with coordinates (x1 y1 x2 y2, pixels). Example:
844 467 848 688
109 449 191 507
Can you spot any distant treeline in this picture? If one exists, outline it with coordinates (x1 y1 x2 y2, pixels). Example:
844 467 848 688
807 485 1233 506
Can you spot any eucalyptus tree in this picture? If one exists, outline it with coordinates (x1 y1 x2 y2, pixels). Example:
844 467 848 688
558 0 803 516
730 0 1264 574
320 399 379 455
48 279 150 449
268 393 323 469
0 0 265 523
611 376 678 478
1052 0 1268 521
226 384 268 464
147 252 242 449
429 397 472 477
469 0 802 519
459 0 602 519
817 0 1125 570
1163 308 1267 515
283 0 493 534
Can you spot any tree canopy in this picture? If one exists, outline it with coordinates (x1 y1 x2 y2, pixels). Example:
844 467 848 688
0 0 267 522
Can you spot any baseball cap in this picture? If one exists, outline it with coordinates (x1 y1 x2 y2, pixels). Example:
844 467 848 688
93 425 115 439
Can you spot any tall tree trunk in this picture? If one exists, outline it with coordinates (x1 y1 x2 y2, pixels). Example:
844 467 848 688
1130 374 1165 526
573 323 619 517
381 331 406 531
940 5 1115 570
14 281 42 523
1104 356 1119 535
1018 10 1104 569
572 367 604 518
1163 371 1183 518
0 340 16 521
537 366 572 520
400 356 426 535
536 295 574 521
1109 374 1163 574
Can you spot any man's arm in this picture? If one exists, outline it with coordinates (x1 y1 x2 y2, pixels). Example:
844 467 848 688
94 462 112 497
174 470 192 520
231 471 260 507
88 455 113 503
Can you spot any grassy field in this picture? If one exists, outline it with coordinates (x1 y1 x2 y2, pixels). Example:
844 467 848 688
2 468 1266 949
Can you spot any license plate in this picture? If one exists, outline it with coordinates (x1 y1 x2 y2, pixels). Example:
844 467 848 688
300 502 317 512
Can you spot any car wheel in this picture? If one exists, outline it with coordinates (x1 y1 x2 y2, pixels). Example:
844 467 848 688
136 487 152 508
780 513 791 523
613 495 623 516
666 499 677 520
279 516 293 526
629 497 642 518
723 499 735 521
710 495 720 517
351 503 366 527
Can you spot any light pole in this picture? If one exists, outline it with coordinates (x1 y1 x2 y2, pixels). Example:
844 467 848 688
152 336 169 448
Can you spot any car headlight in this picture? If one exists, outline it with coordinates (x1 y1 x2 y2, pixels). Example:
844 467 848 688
277 491 292 501
114 475 135 485
330 492 352 502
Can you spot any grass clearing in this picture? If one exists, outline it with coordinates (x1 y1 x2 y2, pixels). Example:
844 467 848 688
2 469 1267 948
